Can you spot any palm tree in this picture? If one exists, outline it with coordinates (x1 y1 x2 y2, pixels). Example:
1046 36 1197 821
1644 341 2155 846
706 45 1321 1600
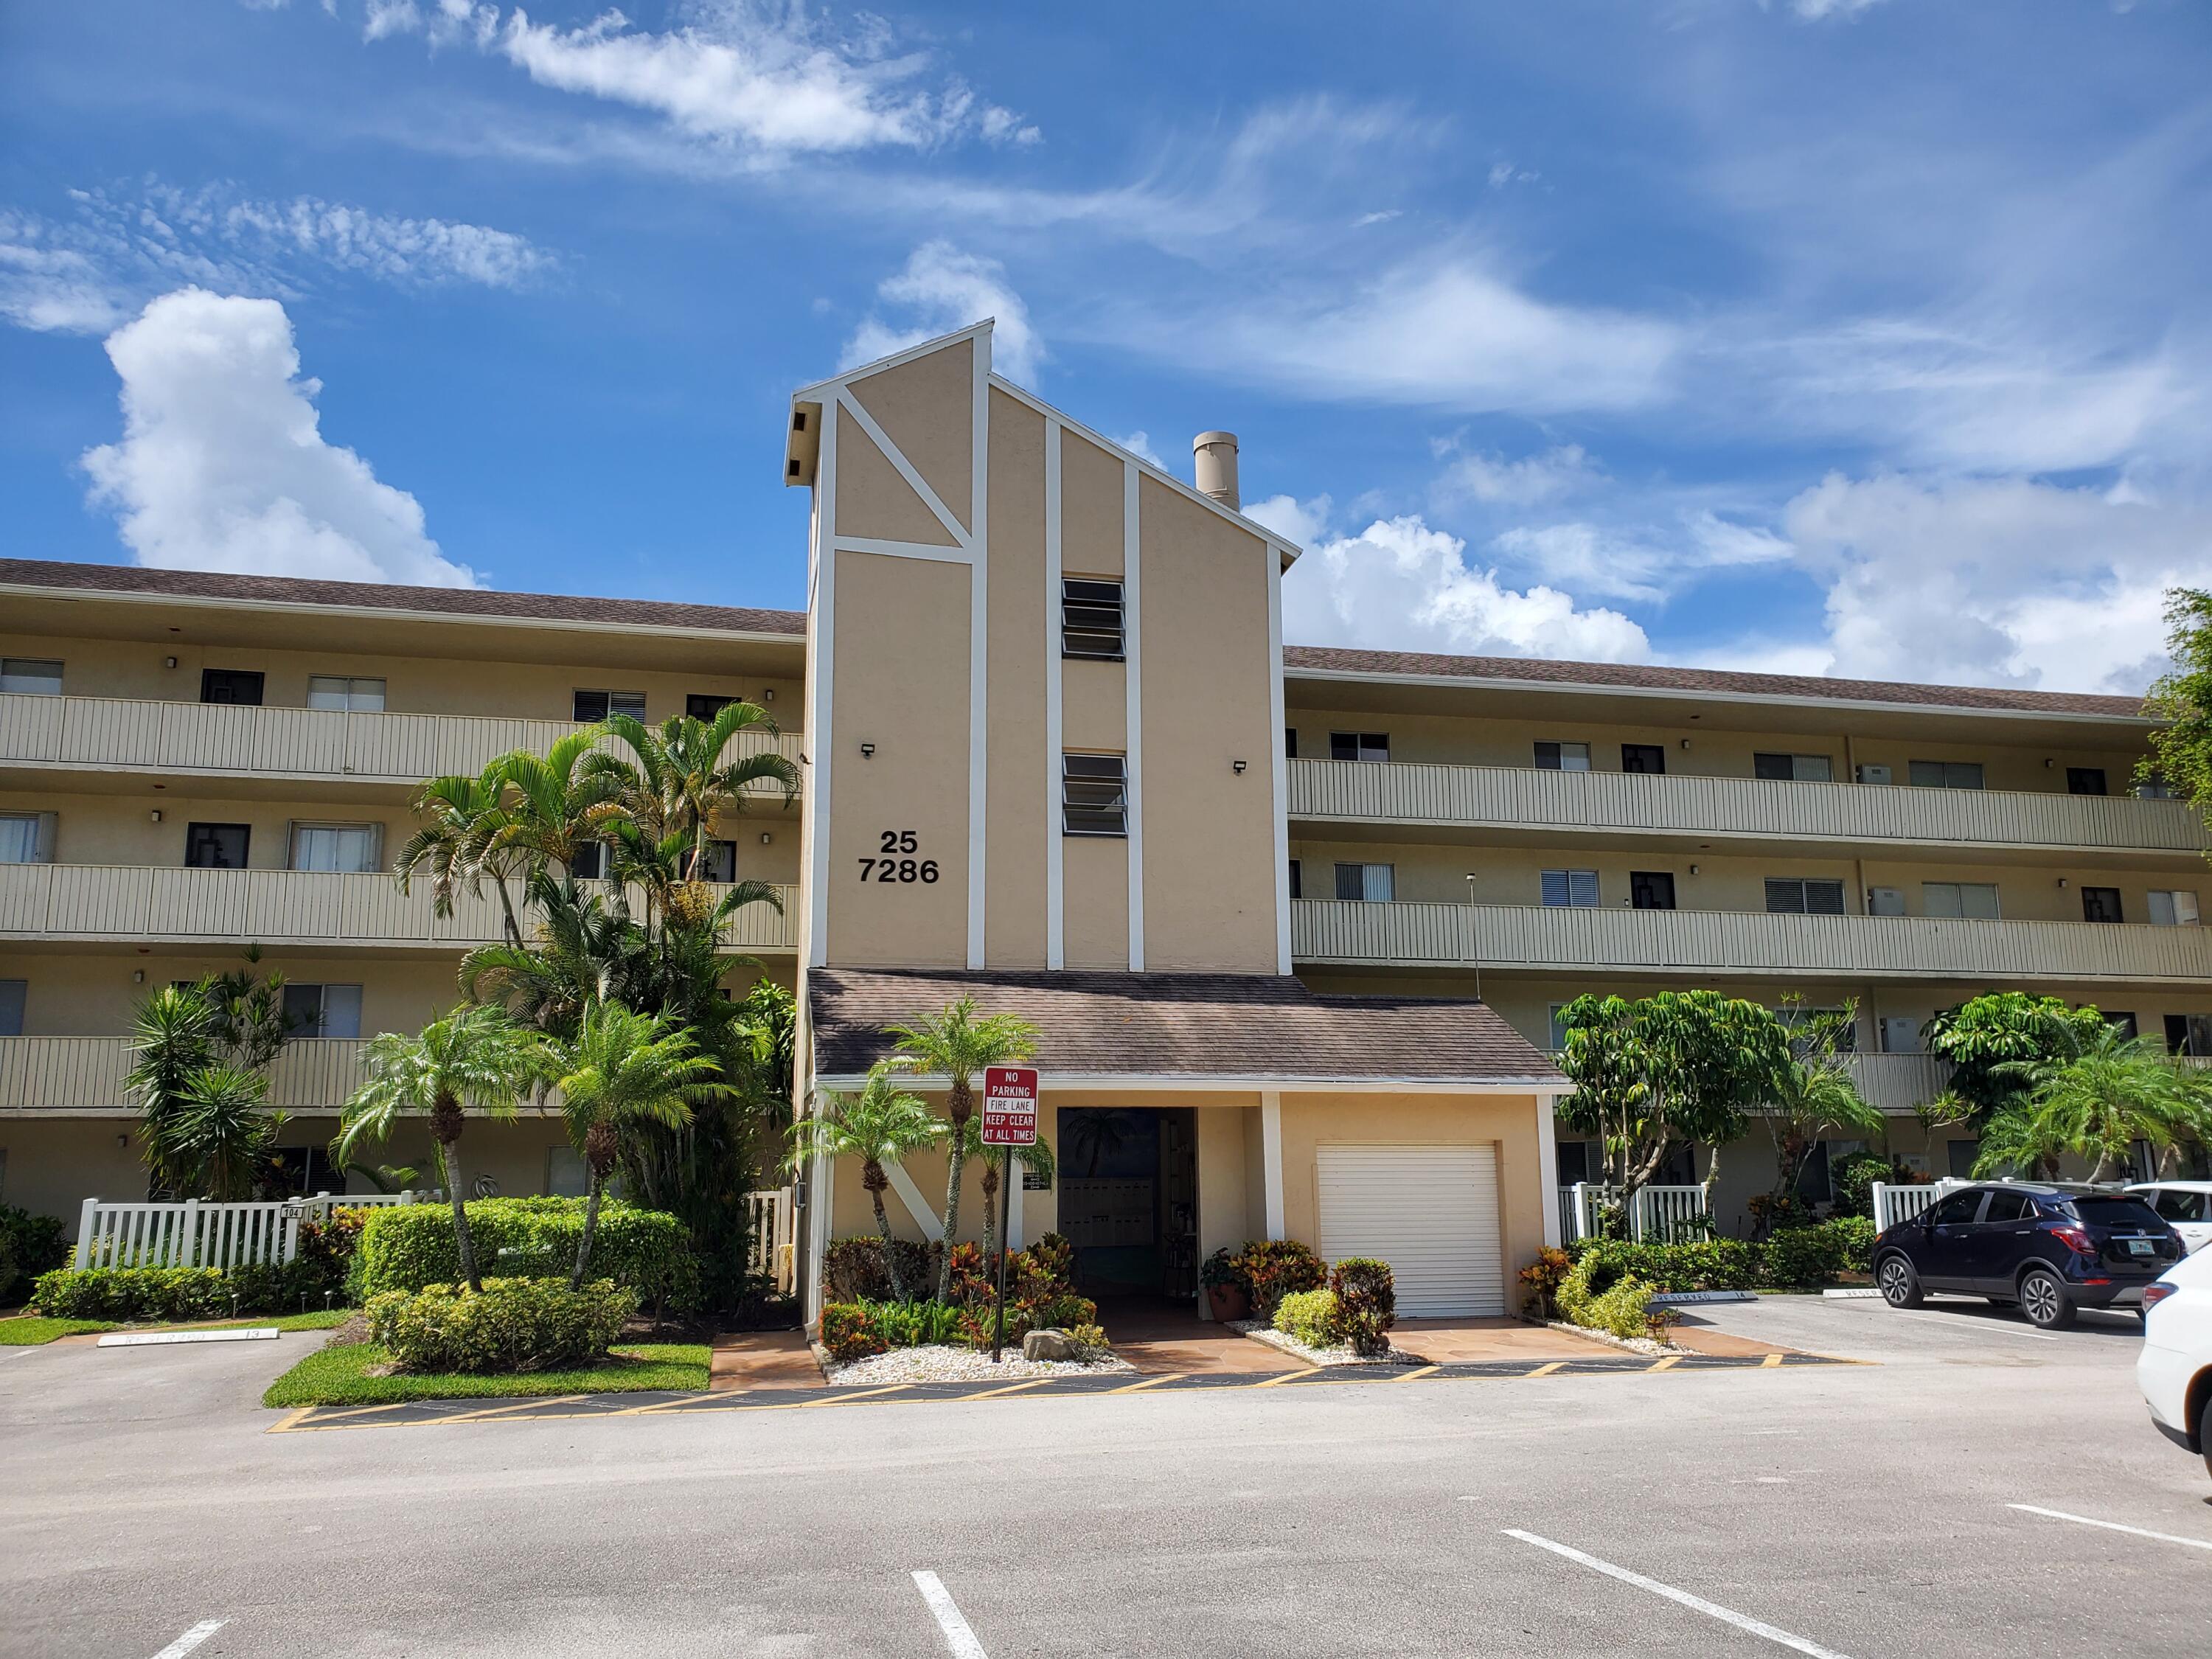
477 729 622 889
962 1117 1057 1268
785 1064 946 1300
335 1004 543 1291
125 986 218 1197
1972 1103 2072 1183
395 768 528 947
168 1066 284 1201
585 703 799 873
883 998 1041 1299
1984 1026 2205 1181
1761 1004 1884 1217
543 1001 724 1289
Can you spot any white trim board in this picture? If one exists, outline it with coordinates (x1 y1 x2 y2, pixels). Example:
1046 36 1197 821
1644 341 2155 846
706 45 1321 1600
886 1162 945 1238
792 319 995 403
814 1073 1567 1093
805 400 838 969
1267 535 1291 975
967 329 990 970
1123 458 1144 973
1044 417 1065 970
830 535 975 564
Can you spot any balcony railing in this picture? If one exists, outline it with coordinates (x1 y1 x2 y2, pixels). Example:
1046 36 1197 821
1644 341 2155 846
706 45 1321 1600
1291 898 2212 983
0 692 803 793
0 864 799 952
0 1037 376 1115
1288 758 2210 856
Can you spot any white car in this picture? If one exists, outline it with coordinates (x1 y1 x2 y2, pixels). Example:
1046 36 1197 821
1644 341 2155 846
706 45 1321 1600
2126 1181 2212 1254
2139 1245 2212 1480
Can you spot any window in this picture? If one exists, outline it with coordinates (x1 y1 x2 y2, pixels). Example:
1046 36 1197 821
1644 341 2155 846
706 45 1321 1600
1908 759 1984 790
2149 890 2200 928
1764 877 1847 915
1983 1189 2031 1225
1541 869 1600 908
1754 752 1834 782
2081 886 2125 925
1548 1004 1572 1051
1866 886 1906 917
547 1145 591 1198
2067 767 2108 797
2152 1189 2210 1224
1333 862 1395 902
1923 881 2001 919
1062 753 1127 837
1620 742 1667 775
1927 1191 1985 1227
0 813 55 864
1534 741 1590 771
573 689 646 723
1061 578 1126 660
288 822 382 874
1630 871 1676 911
307 675 385 712
1329 731 1389 763
686 693 738 720
0 658 63 695
184 822 250 869
1555 1140 1593 1185
571 842 610 880
1944 1141 1980 1180
681 840 737 883
1287 858 1301 900
2165 1015 2212 1057
2138 774 2177 800
282 983 363 1040
0 979 23 1037
200 669 265 706
2107 1012 2140 1040
1284 727 1298 759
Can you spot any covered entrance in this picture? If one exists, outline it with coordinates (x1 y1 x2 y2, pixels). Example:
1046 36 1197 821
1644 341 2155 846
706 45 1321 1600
1315 1143 1506 1317
1057 1107 1198 1303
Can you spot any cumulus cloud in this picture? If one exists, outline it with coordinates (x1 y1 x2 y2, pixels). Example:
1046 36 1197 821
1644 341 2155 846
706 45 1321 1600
372 1 1037 161
1111 431 1168 470
1491 512 1792 606
0 182 552 335
81 288 479 588
841 240 1043 385
1279 507 1649 662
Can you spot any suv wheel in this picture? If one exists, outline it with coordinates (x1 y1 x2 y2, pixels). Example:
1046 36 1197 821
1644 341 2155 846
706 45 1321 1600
1877 1254 1923 1308
2019 1267 2076 1330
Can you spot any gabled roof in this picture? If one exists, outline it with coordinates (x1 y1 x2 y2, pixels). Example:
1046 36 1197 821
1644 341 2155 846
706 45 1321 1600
808 967 1564 1088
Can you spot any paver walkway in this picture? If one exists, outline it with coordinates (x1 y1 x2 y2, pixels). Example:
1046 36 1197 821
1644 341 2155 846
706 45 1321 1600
1389 1318 1621 1363
710 1329 824 1391
1096 1298 1305 1376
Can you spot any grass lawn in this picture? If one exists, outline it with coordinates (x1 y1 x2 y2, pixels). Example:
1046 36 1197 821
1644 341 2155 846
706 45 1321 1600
262 1342 711 1408
0 1308 358 1346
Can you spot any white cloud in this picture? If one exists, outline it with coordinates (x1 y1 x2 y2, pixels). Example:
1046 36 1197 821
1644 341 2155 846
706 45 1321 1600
1281 509 1650 662
1112 431 1167 470
1489 511 1792 607
1791 0 1893 18
81 288 479 588
1433 442 1601 507
1246 493 1332 549
841 240 1043 385
0 183 552 335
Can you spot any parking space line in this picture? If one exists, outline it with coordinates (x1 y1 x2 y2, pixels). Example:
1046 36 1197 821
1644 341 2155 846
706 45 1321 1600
1107 1372 1183 1393
912 1570 989 1659
1890 1310 2057 1342
149 1621 226 1659
1256 1367 1317 1386
1760 1353 1784 1368
1503 1530 1854 1658
1394 1364 1440 1382
1646 1356 1682 1372
956 1378 1054 1402
2008 1503 2212 1553
1523 1361 1565 1378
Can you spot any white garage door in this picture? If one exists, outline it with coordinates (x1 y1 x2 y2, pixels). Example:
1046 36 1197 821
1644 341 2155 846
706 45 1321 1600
1315 1144 1503 1318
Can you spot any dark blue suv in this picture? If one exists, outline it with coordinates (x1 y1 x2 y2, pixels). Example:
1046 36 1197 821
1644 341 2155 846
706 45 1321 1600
1873 1182 2184 1329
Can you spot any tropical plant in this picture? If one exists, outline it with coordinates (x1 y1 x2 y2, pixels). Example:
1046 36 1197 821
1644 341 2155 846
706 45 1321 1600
1973 1026 2208 1181
334 1005 543 1292
961 1117 1057 1267
883 998 1041 1300
1760 1001 1884 1220
786 1066 945 1301
2142 586 2212 821
160 1065 285 1203
582 702 799 877
123 958 299 1199
1555 990 1795 1208
395 768 530 947
543 1002 723 1290
477 729 622 889
1922 992 2109 1127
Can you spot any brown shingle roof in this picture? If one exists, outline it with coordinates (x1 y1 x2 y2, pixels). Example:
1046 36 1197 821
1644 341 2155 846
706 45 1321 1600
1284 644 2146 719
0 557 806 638
808 967 1562 1085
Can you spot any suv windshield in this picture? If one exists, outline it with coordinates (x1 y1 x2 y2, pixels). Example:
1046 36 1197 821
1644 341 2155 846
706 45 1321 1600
2068 1197 2164 1229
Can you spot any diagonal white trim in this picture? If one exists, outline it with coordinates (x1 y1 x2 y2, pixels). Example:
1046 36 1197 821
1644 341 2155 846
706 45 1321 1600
886 1161 945 1237
1124 459 1144 972
1044 417 1065 970
967 333 990 970
1267 535 1291 974
835 389 970 549
832 535 975 564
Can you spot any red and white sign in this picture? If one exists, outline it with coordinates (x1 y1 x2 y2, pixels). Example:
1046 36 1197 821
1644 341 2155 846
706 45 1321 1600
979 1065 1039 1147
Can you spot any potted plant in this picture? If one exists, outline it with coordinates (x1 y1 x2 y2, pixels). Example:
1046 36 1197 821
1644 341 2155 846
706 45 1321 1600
1201 1247 1248 1322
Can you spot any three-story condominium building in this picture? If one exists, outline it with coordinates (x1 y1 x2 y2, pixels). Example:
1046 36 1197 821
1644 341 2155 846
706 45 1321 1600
4 319 2206 1311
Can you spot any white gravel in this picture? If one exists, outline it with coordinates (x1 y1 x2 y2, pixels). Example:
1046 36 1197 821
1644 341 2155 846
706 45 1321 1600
1230 1321 1423 1368
1547 1319 1674 1357
821 1343 1138 1386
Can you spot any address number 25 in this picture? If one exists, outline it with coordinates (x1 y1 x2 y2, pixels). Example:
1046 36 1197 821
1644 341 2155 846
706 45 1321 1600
860 829 938 884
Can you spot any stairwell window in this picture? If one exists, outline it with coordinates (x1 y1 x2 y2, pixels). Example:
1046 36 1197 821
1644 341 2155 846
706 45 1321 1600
2081 886 2125 925
0 813 56 864
1908 759 1984 790
1333 862 1394 902
1923 881 2002 919
1541 869 1599 908
0 658 63 695
574 688 646 723
282 983 363 1039
307 675 386 712
1764 877 1846 915
1754 752 1834 782
1061 578 1126 660
1062 753 1128 837
1287 858 1302 900
1329 731 1389 762
1534 741 1590 771
289 821 383 874
2149 890 2201 927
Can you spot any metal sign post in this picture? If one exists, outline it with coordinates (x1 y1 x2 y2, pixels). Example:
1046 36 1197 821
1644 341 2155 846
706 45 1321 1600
980 1065 1039 1363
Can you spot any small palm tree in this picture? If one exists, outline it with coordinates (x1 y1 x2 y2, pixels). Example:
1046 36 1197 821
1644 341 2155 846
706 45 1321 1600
168 1066 284 1202
1990 1026 2202 1180
884 998 1041 1300
544 1002 723 1289
125 986 218 1197
335 1005 542 1291
785 1064 946 1301
585 703 799 872
961 1117 1057 1268
396 770 528 946
477 729 622 889
1761 1003 1883 1217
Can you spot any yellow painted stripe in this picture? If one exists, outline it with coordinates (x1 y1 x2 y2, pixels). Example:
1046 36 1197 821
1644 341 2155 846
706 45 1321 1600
296 1399 419 1424
1523 1361 1565 1378
1647 1355 1682 1372
1761 1352 1784 1368
1107 1372 1184 1394
796 1382 911 1408
443 1394 590 1423
1394 1365 1441 1383
957 1377 1054 1402
1256 1367 1317 1387
266 1407 313 1434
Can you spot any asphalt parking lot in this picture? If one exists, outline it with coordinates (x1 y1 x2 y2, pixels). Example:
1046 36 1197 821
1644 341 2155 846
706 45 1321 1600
4 1295 2207 1658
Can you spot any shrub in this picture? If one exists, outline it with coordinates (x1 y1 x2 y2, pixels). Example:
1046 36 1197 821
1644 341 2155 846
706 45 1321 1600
821 1301 886 1362
0 1207 70 1305
1330 1257 1397 1356
1273 1287 1340 1347
1564 1237 1761 1294
1200 1247 1244 1292
31 1266 231 1321
1234 1239 1326 1321
1830 1153 1896 1221
357 1198 698 1312
1068 1322 1109 1355
1763 1224 1851 1288
366 1277 636 1374
1519 1245 1574 1320
1823 1214 1877 1273
822 1235 936 1303
1557 1253 1655 1341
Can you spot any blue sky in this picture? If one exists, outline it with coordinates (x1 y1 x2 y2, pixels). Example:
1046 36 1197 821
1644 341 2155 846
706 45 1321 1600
4 1 2208 693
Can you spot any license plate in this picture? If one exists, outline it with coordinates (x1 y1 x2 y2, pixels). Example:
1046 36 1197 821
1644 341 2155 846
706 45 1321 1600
2126 1238 2155 1256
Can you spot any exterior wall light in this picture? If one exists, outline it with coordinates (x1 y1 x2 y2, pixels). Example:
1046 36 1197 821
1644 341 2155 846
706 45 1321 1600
1231 759 1248 774
759 832 773 845
1680 738 1691 749
164 655 178 669
2057 877 2069 888
860 742 875 758
148 809 162 824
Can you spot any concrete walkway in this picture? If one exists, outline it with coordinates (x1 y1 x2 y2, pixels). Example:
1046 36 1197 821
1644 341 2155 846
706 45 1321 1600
1390 1318 1622 1363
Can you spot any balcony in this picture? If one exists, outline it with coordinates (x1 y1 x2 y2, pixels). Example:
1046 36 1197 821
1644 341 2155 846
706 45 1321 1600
1288 758 2210 860
0 1037 376 1116
0 692 804 794
1290 898 2212 984
0 864 799 953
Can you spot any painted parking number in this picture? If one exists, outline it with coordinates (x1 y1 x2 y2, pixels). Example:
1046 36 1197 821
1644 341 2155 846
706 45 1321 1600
859 830 938 885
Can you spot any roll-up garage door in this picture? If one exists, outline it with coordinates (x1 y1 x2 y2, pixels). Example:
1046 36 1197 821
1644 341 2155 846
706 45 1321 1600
1315 1144 1503 1317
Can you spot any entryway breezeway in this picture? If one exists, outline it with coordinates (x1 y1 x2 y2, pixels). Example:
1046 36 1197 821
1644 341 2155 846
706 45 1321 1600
1315 1144 1506 1317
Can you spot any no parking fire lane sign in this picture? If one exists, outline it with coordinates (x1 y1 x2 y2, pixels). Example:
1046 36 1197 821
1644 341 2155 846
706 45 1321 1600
980 1065 1038 1147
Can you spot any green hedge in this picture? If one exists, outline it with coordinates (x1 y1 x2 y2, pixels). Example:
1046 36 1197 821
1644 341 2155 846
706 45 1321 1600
0 1207 70 1305
366 1277 637 1373
1557 1253 1655 1340
30 1258 351 1321
357 1198 698 1312
1567 1218 1872 1292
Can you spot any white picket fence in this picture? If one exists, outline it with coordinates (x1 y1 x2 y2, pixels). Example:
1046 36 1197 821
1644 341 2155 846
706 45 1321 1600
1870 1178 1972 1234
72 1191 432 1270
748 1188 794 1293
1560 1182 1708 1243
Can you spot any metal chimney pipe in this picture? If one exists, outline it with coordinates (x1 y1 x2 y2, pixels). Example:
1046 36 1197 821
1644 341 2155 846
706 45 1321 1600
1192 431 1240 510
